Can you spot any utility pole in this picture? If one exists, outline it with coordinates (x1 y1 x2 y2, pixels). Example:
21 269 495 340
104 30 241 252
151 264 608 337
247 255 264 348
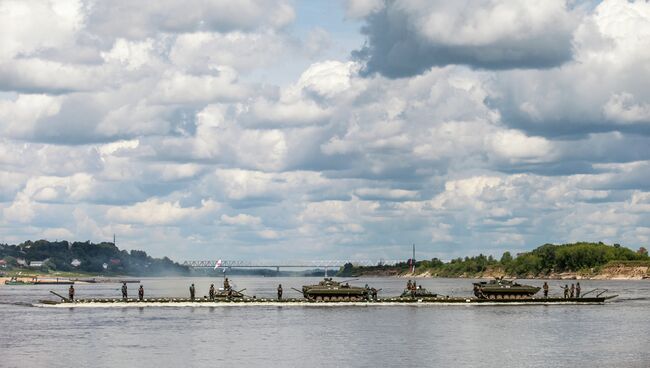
113 234 116 246
412 244 416 273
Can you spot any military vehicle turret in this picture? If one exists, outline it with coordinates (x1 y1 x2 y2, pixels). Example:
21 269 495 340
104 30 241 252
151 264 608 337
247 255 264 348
300 278 370 301
473 278 540 299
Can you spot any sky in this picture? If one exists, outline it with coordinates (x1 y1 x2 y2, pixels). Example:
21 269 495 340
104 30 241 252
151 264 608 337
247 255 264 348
1 0 649 261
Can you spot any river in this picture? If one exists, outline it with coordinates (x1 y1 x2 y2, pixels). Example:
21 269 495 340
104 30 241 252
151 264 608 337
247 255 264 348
1 277 648 368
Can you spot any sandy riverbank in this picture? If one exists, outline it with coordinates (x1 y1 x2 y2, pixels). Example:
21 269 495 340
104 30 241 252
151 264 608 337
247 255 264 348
364 264 650 280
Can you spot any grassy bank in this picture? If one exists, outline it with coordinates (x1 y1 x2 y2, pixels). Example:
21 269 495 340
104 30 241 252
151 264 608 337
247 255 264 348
338 242 650 279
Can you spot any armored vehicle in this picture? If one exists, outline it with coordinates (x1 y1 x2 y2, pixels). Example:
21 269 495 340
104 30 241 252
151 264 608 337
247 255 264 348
301 278 370 301
401 286 437 298
473 278 540 299
213 288 245 299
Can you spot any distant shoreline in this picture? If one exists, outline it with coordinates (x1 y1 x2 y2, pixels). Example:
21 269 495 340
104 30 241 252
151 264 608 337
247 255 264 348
343 265 650 280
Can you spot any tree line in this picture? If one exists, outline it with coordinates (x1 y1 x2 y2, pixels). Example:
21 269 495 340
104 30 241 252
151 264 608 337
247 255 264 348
338 242 649 278
0 240 189 276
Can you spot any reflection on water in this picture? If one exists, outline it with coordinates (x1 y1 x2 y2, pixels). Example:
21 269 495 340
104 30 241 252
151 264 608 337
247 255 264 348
1 277 649 368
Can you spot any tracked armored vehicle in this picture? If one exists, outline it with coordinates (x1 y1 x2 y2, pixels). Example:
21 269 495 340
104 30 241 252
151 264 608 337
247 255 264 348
213 288 245 299
473 278 540 299
300 278 370 301
400 286 437 298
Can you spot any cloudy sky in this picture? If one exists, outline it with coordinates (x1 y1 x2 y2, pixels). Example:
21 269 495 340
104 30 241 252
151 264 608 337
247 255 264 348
1 0 649 261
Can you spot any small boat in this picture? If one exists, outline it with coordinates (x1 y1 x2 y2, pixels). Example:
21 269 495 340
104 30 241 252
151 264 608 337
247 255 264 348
33 279 75 285
31 277 74 285
4 277 35 285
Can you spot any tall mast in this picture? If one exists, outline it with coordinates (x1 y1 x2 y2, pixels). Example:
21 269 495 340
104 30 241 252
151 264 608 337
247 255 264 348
412 243 416 273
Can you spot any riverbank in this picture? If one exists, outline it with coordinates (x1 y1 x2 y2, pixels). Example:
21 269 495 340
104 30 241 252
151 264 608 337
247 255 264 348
363 262 650 280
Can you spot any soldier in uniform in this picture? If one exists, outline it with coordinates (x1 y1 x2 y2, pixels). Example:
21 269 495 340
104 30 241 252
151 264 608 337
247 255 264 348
575 282 581 298
223 278 230 291
138 285 144 301
542 282 549 298
68 285 75 301
406 280 412 291
189 283 196 301
563 284 569 299
277 284 283 300
121 282 128 299
209 284 215 300
570 283 575 298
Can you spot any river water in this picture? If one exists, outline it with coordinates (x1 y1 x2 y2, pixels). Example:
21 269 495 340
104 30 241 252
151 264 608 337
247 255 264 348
1 277 648 368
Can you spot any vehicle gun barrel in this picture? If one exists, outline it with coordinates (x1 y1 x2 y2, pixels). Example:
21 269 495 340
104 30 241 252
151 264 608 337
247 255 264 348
49 290 70 302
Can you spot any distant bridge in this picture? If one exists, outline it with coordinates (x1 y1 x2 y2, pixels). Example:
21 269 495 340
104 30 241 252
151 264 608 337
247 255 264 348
181 259 404 269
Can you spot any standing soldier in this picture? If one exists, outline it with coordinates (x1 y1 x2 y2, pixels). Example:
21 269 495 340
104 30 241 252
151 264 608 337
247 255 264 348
138 285 144 301
406 280 412 291
576 282 581 298
563 284 569 299
121 282 128 299
570 283 575 298
223 278 230 291
277 284 283 300
542 282 549 298
68 285 75 301
209 284 215 300
189 283 196 301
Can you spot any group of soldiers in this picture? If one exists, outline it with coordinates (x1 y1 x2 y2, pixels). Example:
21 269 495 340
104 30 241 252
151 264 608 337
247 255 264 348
119 282 145 300
541 281 581 298
562 282 581 298
406 279 419 291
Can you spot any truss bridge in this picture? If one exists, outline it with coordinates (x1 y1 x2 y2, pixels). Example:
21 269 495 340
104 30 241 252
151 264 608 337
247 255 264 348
181 259 404 270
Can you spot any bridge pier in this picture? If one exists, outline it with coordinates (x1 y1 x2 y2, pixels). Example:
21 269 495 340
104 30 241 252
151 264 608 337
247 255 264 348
276 266 280 275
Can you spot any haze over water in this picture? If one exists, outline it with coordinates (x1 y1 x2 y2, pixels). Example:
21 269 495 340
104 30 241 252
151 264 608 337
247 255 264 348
2 277 649 368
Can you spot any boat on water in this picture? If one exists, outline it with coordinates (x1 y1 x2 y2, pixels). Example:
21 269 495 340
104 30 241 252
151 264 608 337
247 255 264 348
33 278 74 285
4 277 35 285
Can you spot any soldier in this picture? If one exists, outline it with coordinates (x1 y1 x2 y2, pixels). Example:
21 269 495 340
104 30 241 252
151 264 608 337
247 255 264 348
209 284 215 300
570 283 575 298
576 282 581 298
406 280 412 291
223 278 230 291
371 288 378 301
189 283 196 301
68 285 75 301
542 282 549 298
412 280 417 290
277 284 283 300
121 282 128 299
138 285 144 301
563 284 569 299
